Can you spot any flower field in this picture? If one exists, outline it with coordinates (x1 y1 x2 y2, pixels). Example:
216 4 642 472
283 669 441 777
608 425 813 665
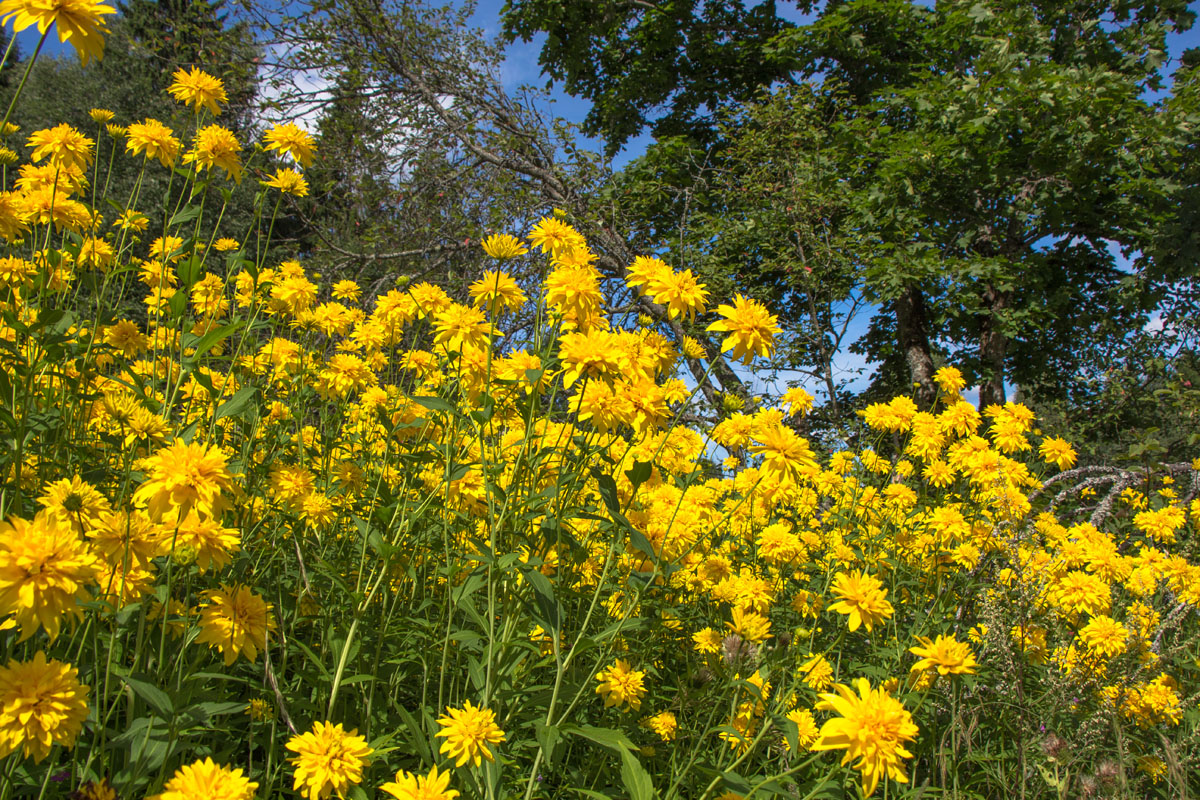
0 9 1198 800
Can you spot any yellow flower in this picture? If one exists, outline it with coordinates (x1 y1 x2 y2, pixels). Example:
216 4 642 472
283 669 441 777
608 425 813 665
750 422 818 485
784 708 819 751
469 269 526 313
168 66 228 115
435 700 506 767
196 584 276 666
126 118 181 168
183 124 243 181
263 121 316 167
286 721 373 800
528 216 585 255
1038 436 1077 470
0 652 89 762
37 475 111 534
133 440 233 521
646 267 708 321
480 233 528 259
933 366 965 394
642 710 678 741
706 294 780 364
1078 615 1128 659
908 634 978 676
214 237 240 252
0 0 115 65
0 512 101 640
26 123 94 169
433 303 494 353
812 678 919 797
799 653 834 691
380 765 459 800
88 108 114 123
152 757 258 800
827 571 894 633
263 166 309 196
728 606 771 642
594 659 647 711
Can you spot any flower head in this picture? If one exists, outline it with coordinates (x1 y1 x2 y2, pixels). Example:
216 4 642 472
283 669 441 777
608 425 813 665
26 123 94 170
168 67 228 115
152 758 258 800
0 652 89 762
126 119 181 168
263 122 316 167
469 270 526 313
827 571 894 633
133 439 234 522
0 0 115 64
197 584 275 666
594 659 647 711
286 721 373 800
706 294 780 364
435 700 506 768
812 678 919 797
263 166 309 196
0 513 100 640
480 233 528 259
183 124 242 181
909 634 978 676
380 765 459 800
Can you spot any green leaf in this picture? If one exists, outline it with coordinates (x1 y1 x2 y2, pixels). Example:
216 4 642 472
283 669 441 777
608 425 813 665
562 723 635 752
119 675 173 719
535 721 561 767
521 566 561 632
619 748 658 800
624 459 654 489
169 204 203 228
214 386 259 422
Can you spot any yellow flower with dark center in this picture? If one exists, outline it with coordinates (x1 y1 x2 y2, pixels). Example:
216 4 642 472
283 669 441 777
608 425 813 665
168 66 228 115
263 121 316 167
594 659 647 711
183 124 242 181
0 0 115 64
380 765 459 800
480 233 528 259
152 757 258 800
263 166 309 196
706 294 781 365
0 652 89 762
0 513 100 640
26 123 94 170
196 584 275 666
827 571 894 633
37 475 111 534
469 269 526 313
435 700 506 767
287 721 373 800
132 439 234 521
126 118 181 168
811 678 919 797
908 634 978 676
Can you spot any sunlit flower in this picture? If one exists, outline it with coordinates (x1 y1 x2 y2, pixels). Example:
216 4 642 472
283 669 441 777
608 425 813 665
286 721 373 800
706 294 780 364
595 659 647 711
642 711 677 741
126 119 181 168
0 513 100 640
197 584 275 666
909 634 978 676
168 66 228 115
183 124 242 181
264 166 309 196
264 121 316 167
380 765 458 800
435 700 506 768
133 440 234 521
152 758 257 800
0 0 115 64
812 678 918 797
827 571 894 633
0 652 89 762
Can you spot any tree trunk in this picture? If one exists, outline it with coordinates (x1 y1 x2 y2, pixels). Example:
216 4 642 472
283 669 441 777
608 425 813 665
894 285 937 409
978 284 1010 409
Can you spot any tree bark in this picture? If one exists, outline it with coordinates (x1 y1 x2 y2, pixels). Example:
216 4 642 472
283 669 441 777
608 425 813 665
978 284 1009 409
894 284 936 409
